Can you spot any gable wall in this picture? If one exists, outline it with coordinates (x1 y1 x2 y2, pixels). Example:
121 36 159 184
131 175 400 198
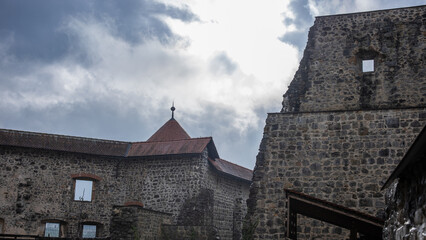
282 6 425 113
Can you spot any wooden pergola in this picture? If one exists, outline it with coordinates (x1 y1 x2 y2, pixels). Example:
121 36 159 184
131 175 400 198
285 189 384 240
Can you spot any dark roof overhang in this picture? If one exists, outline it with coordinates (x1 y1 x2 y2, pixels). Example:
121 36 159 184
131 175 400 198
382 124 426 189
208 158 252 183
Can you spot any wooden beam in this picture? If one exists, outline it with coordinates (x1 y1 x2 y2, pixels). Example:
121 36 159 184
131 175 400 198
285 191 383 239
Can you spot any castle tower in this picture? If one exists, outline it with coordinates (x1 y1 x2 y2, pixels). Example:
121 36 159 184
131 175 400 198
245 5 426 239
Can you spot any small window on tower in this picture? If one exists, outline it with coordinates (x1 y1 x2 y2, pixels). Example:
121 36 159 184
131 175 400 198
362 59 374 72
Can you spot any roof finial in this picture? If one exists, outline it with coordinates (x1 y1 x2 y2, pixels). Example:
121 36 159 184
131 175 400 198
171 102 175 119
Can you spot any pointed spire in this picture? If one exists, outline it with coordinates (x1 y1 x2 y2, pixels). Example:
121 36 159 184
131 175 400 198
146 104 190 142
171 102 175 119
147 118 191 142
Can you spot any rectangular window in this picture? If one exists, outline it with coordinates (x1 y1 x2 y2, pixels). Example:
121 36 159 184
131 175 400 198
74 180 93 201
362 59 374 72
82 224 97 238
44 222 60 237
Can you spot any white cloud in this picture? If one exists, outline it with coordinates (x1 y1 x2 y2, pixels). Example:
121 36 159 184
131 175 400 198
156 0 299 128
2 2 298 135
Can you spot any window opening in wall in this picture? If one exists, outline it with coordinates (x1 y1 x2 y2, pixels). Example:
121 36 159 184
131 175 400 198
82 224 97 238
362 59 374 72
74 179 93 201
44 222 60 237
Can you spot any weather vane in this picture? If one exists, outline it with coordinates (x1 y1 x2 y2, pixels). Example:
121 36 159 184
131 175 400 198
171 102 175 119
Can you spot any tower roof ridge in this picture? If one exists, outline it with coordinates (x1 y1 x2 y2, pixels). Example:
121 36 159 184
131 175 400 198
147 118 191 142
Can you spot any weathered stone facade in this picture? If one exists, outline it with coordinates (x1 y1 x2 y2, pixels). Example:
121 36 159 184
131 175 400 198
0 118 252 239
161 225 218 240
247 108 426 239
206 168 250 240
110 206 172 239
246 5 426 239
0 146 206 237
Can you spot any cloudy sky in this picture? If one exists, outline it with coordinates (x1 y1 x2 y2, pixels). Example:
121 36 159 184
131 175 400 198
0 0 423 169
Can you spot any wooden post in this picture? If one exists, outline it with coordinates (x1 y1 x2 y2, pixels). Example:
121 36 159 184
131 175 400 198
350 228 357 240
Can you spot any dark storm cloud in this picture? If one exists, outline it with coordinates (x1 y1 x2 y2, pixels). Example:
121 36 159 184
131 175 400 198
0 98 163 143
0 1 79 62
0 0 197 62
279 0 314 51
91 1 198 45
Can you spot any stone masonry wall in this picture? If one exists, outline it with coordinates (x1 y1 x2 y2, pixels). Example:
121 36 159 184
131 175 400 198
0 144 251 239
161 225 218 240
282 6 425 112
245 5 426 239
0 147 207 237
203 162 250 240
383 152 426 239
110 205 172 240
162 151 251 240
246 108 426 239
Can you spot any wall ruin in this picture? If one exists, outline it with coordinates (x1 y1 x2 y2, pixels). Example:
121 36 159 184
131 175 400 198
246 5 426 239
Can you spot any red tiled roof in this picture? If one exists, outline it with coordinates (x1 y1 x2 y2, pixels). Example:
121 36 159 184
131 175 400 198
124 201 144 207
0 119 251 182
209 158 253 182
147 118 190 142
128 138 212 156
0 129 129 156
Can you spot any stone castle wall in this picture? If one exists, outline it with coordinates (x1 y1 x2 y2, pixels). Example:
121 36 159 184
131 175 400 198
247 108 426 238
0 145 250 239
282 6 425 112
204 161 250 239
110 206 172 239
246 5 425 239
0 146 206 237
161 225 218 240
